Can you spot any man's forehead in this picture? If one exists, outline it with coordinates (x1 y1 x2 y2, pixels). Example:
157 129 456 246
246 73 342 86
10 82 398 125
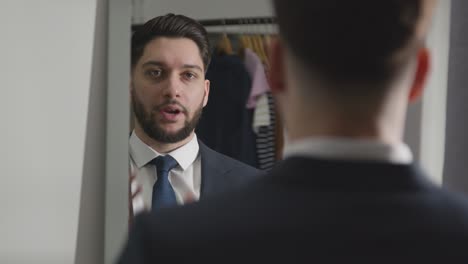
140 37 204 69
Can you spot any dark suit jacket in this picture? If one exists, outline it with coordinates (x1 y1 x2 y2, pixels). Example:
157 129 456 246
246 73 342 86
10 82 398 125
118 157 468 263
198 140 260 198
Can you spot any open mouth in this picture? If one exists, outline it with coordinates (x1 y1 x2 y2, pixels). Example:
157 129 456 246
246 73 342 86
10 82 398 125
160 105 184 121
164 108 181 115
162 105 182 114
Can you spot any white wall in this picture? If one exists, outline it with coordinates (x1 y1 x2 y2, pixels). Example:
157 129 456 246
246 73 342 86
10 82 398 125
0 1 106 263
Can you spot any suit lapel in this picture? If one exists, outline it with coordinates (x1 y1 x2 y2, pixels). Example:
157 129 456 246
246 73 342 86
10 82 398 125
198 141 231 198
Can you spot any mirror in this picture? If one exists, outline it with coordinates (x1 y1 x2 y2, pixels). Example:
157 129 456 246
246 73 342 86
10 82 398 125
128 0 281 224
107 0 281 262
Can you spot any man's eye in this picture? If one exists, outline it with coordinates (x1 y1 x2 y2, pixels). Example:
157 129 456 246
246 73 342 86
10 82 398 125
147 70 162 78
183 72 196 79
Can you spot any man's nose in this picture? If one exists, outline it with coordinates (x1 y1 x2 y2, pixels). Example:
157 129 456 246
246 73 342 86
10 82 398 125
163 74 181 99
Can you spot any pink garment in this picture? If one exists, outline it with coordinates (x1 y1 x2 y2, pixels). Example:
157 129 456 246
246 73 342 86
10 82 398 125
243 48 270 109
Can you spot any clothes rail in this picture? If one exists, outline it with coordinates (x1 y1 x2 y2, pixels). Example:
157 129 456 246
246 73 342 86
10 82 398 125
132 16 276 32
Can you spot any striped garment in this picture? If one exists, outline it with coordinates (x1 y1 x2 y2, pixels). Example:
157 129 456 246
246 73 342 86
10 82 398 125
255 92 277 171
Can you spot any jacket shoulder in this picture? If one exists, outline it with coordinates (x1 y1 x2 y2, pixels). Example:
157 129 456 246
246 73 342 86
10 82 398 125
199 140 260 174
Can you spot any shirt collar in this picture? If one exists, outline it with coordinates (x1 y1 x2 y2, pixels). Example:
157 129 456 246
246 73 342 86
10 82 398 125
283 137 413 164
129 131 200 171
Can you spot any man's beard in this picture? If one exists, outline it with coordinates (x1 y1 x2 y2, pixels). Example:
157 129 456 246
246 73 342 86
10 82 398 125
131 90 203 144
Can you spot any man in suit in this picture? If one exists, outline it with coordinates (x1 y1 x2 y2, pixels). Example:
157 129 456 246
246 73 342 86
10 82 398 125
128 13 259 218
119 0 468 262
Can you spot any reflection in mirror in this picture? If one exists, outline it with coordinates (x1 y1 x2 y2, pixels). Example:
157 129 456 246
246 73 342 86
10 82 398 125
130 17 281 170
128 6 281 226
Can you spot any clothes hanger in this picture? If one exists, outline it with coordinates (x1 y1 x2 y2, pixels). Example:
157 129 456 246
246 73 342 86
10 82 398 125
250 19 262 56
238 19 252 57
255 18 269 66
244 19 255 51
263 18 276 62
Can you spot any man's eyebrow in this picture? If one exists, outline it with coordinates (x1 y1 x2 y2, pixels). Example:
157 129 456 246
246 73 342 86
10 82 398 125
182 64 203 72
141 61 165 67
141 61 203 72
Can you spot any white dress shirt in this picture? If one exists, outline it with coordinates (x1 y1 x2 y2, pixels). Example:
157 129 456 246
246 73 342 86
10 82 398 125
283 137 413 164
129 131 202 215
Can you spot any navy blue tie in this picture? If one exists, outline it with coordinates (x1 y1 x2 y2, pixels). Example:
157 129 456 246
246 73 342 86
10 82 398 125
151 155 178 211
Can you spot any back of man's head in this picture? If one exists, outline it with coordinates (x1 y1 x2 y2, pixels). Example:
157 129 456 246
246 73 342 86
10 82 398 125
272 0 436 92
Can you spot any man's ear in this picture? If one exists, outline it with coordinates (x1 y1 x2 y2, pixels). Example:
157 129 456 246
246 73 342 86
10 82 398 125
129 80 133 103
409 47 430 103
203 79 210 107
268 37 287 95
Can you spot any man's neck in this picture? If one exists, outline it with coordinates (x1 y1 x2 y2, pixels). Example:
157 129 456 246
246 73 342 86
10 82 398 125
286 112 403 146
134 127 194 154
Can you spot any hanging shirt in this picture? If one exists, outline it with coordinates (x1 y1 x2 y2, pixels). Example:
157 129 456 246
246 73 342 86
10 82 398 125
252 93 271 132
244 48 271 109
255 92 277 171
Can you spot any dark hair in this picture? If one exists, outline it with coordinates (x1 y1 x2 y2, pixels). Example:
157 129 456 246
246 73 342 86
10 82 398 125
273 0 425 88
131 13 211 72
